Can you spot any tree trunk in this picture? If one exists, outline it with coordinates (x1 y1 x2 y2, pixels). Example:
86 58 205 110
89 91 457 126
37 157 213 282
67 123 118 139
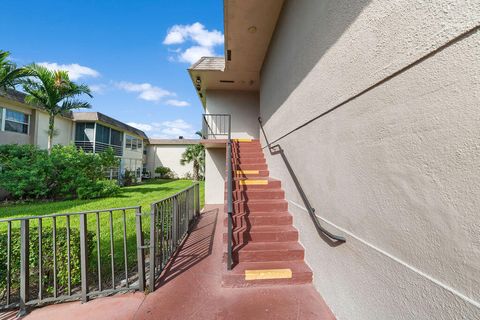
193 161 199 181
47 114 55 154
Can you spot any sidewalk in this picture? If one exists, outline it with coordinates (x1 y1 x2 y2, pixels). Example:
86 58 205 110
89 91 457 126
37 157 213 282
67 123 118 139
4 205 335 320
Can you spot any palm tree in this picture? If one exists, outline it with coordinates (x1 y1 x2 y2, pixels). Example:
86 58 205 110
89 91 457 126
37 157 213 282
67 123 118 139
0 50 32 91
180 131 205 180
22 64 92 152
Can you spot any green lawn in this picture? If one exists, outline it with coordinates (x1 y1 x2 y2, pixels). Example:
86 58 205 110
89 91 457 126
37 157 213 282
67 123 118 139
0 179 204 218
0 179 205 298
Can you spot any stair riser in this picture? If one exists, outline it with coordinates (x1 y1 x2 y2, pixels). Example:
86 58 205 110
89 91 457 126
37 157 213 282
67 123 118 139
233 181 281 190
224 231 298 243
222 273 312 288
233 158 266 164
224 215 293 227
232 153 265 158
235 164 268 170
236 250 304 263
232 191 285 201
233 172 270 178
231 202 288 213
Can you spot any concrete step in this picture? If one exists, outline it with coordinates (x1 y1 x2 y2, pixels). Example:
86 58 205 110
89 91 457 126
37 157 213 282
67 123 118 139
232 178 281 190
225 225 298 243
231 189 285 201
231 199 288 213
234 163 268 170
233 158 266 164
233 242 305 263
232 152 265 158
233 169 270 178
225 211 293 227
222 260 313 288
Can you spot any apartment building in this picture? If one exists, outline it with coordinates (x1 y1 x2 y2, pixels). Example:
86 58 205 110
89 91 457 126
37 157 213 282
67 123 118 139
188 1 480 319
0 90 148 179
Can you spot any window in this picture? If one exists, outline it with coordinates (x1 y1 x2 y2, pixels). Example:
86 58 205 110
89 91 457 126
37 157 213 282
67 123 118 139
125 135 143 151
2 108 29 134
110 129 123 146
75 122 94 141
95 123 110 144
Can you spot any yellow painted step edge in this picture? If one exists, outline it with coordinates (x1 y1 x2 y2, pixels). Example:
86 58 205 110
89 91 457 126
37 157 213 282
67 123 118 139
234 138 253 142
245 269 293 281
235 170 259 175
239 179 268 185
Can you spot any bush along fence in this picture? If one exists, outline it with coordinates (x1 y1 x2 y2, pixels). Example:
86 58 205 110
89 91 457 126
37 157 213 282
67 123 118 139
0 183 201 315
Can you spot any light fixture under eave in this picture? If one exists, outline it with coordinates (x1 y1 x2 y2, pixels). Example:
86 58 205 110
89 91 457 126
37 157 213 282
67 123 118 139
248 26 257 33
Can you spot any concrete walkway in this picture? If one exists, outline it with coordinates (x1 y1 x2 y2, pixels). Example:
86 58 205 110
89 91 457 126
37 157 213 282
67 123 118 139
4 205 335 320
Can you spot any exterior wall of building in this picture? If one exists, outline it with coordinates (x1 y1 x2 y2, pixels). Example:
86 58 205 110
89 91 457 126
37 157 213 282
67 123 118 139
205 148 226 204
206 90 259 139
259 1 480 319
35 112 74 148
0 98 34 145
146 144 194 178
122 132 145 180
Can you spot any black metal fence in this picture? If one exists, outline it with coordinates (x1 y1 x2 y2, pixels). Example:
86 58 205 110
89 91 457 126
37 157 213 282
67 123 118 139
148 183 200 291
0 182 201 315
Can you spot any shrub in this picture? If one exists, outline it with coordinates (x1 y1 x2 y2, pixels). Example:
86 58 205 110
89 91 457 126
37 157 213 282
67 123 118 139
0 226 95 297
121 169 137 186
77 180 120 199
0 144 119 200
154 166 174 179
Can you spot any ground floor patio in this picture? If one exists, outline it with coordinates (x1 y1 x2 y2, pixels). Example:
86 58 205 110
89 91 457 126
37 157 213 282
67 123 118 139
3 205 334 320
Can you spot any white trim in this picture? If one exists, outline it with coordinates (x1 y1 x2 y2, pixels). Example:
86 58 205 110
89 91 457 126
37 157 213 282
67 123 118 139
288 199 480 310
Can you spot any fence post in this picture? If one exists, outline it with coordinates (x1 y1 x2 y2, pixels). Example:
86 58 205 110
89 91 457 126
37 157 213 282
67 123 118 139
79 214 89 303
173 196 178 246
195 183 200 216
149 204 156 292
135 207 146 292
18 219 30 316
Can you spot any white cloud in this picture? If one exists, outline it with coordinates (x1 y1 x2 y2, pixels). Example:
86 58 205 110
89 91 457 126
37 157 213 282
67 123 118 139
165 99 190 107
179 46 215 64
38 62 100 80
116 81 173 102
126 122 153 132
127 119 197 138
89 84 107 94
163 22 223 47
163 22 224 65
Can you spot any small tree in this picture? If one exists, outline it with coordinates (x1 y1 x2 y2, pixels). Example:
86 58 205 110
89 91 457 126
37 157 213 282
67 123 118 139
0 50 32 91
22 64 92 153
180 132 205 181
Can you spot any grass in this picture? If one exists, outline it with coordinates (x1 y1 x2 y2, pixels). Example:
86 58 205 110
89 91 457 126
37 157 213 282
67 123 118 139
0 179 205 298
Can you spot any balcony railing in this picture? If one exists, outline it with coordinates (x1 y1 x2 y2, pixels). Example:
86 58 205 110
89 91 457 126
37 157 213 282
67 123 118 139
202 114 231 140
75 141 123 157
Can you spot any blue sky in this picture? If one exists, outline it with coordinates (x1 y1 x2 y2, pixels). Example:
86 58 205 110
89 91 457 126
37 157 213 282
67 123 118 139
0 0 224 138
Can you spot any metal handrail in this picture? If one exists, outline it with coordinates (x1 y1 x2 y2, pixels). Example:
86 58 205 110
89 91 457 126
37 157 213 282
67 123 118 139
200 113 233 269
226 117 233 270
258 117 346 243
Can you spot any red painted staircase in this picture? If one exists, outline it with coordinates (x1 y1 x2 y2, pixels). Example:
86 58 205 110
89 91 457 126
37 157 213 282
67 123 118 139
222 139 313 287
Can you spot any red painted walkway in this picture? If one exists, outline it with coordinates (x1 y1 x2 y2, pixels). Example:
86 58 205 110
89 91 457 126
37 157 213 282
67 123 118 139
4 205 335 320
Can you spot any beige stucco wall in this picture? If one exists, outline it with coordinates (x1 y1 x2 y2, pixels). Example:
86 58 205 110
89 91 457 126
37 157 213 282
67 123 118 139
205 90 259 139
146 144 194 178
259 0 480 319
35 112 74 148
205 148 226 204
